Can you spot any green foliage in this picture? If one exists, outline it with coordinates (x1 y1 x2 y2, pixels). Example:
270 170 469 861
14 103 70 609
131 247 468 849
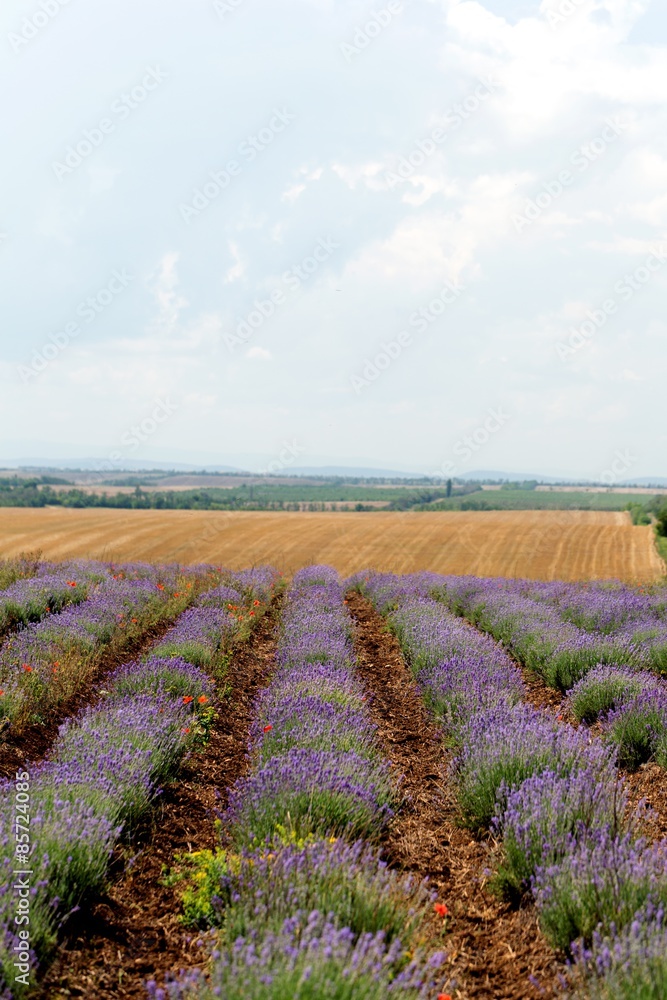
420 490 665 513
570 673 647 723
626 502 652 526
606 704 667 769
656 503 667 537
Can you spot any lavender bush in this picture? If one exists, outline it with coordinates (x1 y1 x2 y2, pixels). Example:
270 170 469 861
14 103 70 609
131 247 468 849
147 911 447 1000
0 567 191 725
0 573 92 641
568 664 660 723
533 830 667 950
456 704 614 831
493 764 629 896
0 553 42 591
175 837 434 944
151 606 239 670
605 688 667 769
570 902 667 998
225 748 393 846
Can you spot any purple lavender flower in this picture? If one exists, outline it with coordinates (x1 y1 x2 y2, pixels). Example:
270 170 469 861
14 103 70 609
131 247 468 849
534 829 667 950
456 703 614 831
211 837 434 944
605 687 667 769
570 901 667 998
224 748 394 846
569 664 661 723
146 910 447 999
0 571 183 723
494 764 628 895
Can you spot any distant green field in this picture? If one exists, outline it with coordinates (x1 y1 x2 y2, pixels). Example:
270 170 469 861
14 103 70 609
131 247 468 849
418 490 661 512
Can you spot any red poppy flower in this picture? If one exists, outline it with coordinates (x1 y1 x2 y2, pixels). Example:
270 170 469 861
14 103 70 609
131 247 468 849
181 727 191 734
131 618 138 624
22 664 33 673
437 995 452 1000
183 695 194 704
253 599 260 606
434 903 449 917
157 583 165 591
0 690 4 696
173 592 181 597
197 695 208 704
249 611 255 617
67 580 77 587
263 724 273 733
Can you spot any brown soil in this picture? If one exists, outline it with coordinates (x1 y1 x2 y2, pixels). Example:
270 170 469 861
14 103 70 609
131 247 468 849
346 590 564 1000
623 765 667 841
0 613 187 780
38 602 280 1000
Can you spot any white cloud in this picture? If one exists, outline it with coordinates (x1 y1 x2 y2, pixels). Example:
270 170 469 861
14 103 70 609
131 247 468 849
3 0 667 476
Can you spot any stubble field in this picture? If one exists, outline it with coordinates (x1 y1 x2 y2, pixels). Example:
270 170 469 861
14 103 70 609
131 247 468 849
0 506 662 581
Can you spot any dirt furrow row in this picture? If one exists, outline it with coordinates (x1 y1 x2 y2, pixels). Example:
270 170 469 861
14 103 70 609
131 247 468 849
346 590 563 1000
39 600 281 1000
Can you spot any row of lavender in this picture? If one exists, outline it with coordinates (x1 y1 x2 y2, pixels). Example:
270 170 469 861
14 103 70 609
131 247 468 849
0 560 110 642
354 572 667 999
151 566 448 1000
1 567 278 999
0 563 209 727
0 557 42 593
435 576 667 772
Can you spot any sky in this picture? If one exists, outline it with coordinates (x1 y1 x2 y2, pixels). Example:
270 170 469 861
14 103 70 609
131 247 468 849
1 0 666 479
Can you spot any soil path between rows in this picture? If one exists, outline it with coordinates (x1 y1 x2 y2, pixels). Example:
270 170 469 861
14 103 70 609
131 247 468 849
39 601 281 1000
346 590 562 1000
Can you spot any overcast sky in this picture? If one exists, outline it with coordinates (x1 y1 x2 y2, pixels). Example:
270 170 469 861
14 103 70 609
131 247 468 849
2 0 666 478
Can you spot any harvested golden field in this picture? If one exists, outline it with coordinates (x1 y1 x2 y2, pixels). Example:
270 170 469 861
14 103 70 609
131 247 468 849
0 507 663 582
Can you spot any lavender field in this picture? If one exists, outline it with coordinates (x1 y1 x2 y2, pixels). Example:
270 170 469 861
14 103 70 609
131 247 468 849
2 557 667 999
